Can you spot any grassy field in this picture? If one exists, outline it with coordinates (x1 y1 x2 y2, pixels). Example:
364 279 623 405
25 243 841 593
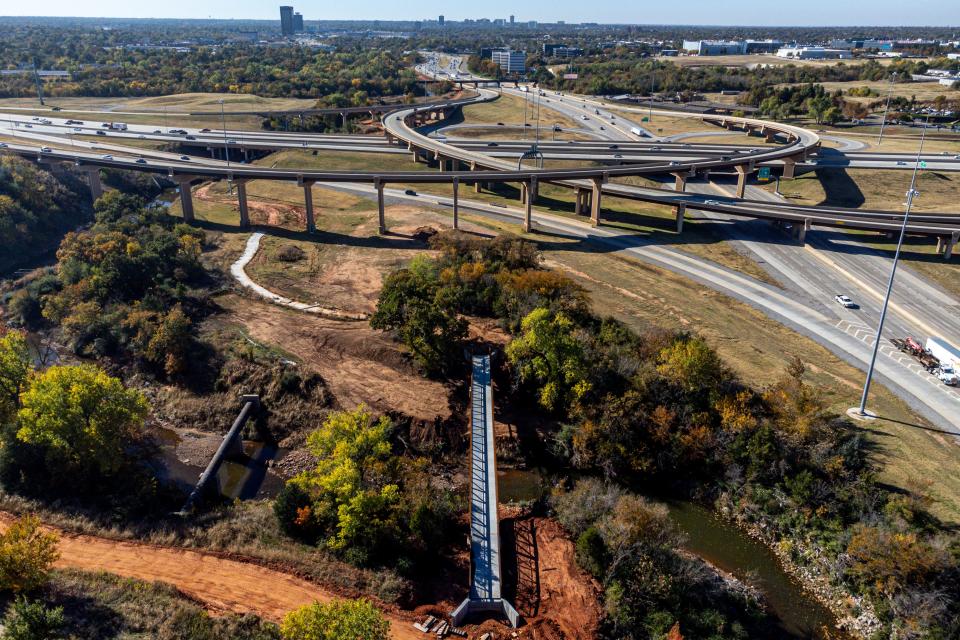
763 168 959 213
462 92 581 130
664 54 919 68
784 81 954 104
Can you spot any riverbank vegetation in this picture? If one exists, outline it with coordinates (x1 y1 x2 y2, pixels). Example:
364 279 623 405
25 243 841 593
0 156 92 274
372 230 960 638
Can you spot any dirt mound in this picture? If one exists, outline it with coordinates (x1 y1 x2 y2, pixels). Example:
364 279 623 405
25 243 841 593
152 359 333 444
412 226 439 242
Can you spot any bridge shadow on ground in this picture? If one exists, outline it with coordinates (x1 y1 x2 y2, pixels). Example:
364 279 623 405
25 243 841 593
501 517 540 619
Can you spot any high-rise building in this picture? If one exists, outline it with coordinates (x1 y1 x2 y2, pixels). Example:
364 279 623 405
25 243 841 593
509 15 515 24
492 49 526 74
293 12 304 32
280 6 294 36
438 15 445 25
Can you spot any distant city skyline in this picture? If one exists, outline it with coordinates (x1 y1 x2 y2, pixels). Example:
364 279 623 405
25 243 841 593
1 0 958 27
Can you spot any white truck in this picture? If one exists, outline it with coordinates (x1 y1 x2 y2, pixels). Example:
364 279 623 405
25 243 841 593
109 122 128 131
926 337 960 385
630 126 644 136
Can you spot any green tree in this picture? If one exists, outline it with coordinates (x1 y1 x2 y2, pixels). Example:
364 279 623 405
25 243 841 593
0 330 31 423
279 599 389 640
0 515 59 594
656 336 724 393
506 307 591 413
1 597 65 640
16 365 148 480
370 255 467 377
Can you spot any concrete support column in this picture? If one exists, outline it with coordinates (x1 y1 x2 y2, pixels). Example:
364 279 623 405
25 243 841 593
735 165 751 199
303 183 316 233
673 172 688 193
470 161 481 193
573 188 584 215
84 166 103 202
411 150 421 163
798 218 811 245
936 236 945 253
375 179 386 235
520 182 529 205
674 203 686 233
590 177 605 227
782 156 797 180
946 232 959 261
235 180 250 229
452 178 460 230
175 176 195 222
765 132 777 143
523 178 537 233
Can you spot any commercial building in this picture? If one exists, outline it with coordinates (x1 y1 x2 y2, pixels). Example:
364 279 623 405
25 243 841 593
509 15 515 24
744 39 783 54
775 46 852 60
279 6 294 36
292 12 304 33
681 40 746 56
438 15 444 25
543 43 582 58
492 49 526 74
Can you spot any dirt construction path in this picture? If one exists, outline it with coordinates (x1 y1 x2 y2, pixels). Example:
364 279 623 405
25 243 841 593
0 513 420 639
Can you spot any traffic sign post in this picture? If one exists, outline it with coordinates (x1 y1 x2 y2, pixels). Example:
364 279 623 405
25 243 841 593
758 167 771 182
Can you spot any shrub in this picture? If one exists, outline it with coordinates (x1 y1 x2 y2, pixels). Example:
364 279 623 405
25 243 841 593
0 515 59 594
1 597 65 640
279 599 389 640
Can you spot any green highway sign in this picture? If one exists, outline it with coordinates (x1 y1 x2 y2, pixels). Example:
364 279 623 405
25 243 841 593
758 167 771 181
920 161 927 168
641 117 649 122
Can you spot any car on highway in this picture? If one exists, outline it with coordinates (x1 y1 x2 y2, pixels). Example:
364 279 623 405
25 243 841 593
65 119 83 125
227 139 237 144
135 158 147 164
138 134 146 139
179 155 191 161
40 147 52 153
897 160 907 166
185 135 196 140
0 143 7 148
835 294 857 308
497 122 504 126
599 126 605 130
153 130 162 134
937 364 958 386
487 142 498 147
101 154 113 160
608 144 619 149
73 127 82 132
581 115 589 120
614 154 623 159
200 128 211 132
703 200 722 206
404 189 417 196
955 155 960 160
23 124 32 128
95 130 105 136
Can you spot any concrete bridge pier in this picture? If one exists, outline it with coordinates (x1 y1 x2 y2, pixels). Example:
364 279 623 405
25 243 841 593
781 156 798 179
174 176 196 222
523 178 537 233
83 166 103 202
375 178 386 234
674 203 686 233
298 177 316 233
797 218 811 245
936 236 944 253
235 179 251 229
735 165 752 199
945 232 959 260
470 161 481 193
590 175 606 227
452 178 460 230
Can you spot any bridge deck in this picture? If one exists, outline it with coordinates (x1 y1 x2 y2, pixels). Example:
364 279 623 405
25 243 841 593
451 355 519 627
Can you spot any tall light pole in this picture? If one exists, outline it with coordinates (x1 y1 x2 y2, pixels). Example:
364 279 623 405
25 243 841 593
857 116 929 416
877 72 897 146
218 99 233 194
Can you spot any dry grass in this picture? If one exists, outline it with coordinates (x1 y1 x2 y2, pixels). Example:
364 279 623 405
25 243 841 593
461 92 581 130
788 81 955 104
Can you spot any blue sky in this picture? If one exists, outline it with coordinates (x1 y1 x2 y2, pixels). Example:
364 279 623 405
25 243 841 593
2 0 957 26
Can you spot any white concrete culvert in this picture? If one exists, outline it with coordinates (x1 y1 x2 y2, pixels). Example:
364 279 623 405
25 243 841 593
230 232 369 321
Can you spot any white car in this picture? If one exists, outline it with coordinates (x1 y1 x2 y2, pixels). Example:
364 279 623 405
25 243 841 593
0 143 6 148
40 147 52 153
835 294 856 308
101 154 113 160
937 365 958 386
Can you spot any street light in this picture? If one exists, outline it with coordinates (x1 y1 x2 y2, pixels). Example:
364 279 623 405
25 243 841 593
857 116 929 416
218 99 233 194
877 72 897 146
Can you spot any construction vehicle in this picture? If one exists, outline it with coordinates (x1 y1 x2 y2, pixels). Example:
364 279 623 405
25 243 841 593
925 337 960 369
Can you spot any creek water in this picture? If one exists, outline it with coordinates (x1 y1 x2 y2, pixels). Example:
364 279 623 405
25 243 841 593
153 426 286 501
497 468 844 639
